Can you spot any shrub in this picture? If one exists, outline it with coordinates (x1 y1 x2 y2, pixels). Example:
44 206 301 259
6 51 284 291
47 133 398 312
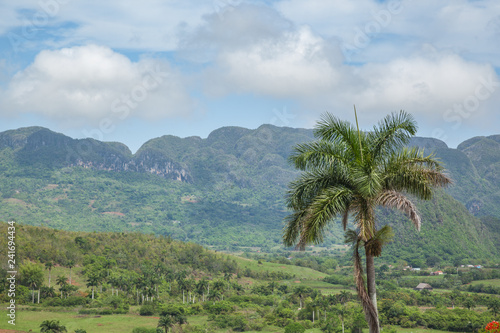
285 322 305 333
205 301 235 315
139 304 156 316
188 303 203 315
213 314 249 332
248 319 266 332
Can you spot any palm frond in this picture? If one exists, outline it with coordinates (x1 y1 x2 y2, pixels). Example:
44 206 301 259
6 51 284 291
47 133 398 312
365 225 394 257
282 209 309 248
383 148 452 199
351 166 383 199
314 112 365 162
286 165 352 210
289 140 352 171
298 186 353 246
344 229 359 245
377 190 421 231
369 110 417 159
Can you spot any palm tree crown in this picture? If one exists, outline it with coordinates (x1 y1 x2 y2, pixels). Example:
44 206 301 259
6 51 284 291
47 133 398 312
283 110 451 333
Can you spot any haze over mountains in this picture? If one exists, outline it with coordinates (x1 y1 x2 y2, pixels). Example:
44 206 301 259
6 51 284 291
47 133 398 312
0 125 499 264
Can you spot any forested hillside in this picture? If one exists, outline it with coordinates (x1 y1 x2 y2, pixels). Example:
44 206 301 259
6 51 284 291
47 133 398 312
0 125 498 263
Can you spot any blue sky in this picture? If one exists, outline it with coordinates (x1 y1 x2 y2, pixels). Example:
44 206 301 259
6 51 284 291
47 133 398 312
0 0 499 152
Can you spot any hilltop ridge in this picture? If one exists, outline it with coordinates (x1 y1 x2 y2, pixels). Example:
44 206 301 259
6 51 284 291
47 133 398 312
0 125 498 263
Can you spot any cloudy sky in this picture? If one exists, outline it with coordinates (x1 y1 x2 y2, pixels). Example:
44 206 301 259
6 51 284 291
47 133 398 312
0 0 499 152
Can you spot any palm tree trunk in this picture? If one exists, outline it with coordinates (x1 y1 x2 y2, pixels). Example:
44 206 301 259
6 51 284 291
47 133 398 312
365 254 380 333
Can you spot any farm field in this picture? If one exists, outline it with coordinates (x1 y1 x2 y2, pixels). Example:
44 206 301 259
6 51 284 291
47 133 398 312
232 256 327 280
469 279 500 287
0 307 455 333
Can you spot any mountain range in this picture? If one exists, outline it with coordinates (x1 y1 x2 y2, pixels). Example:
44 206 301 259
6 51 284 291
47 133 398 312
0 125 499 264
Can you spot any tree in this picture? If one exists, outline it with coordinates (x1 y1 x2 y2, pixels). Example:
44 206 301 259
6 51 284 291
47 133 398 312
196 278 209 301
45 262 54 287
488 297 500 316
285 322 305 333
337 290 350 333
158 315 174 333
86 271 100 300
20 262 44 303
66 260 75 286
449 289 462 309
283 110 451 333
40 319 67 333
159 305 188 333
56 275 68 299
463 297 476 310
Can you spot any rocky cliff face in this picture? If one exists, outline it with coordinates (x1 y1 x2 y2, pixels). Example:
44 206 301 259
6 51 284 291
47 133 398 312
1 126 500 220
0 127 192 182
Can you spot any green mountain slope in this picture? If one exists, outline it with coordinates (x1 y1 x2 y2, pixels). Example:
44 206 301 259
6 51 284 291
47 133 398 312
0 125 498 262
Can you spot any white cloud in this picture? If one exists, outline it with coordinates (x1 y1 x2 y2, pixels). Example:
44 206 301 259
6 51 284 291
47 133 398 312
0 0 214 51
203 26 343 98
351 51 497 112
1 45 194 125
187 4 500 132
275 0 500 66
1 0 499 147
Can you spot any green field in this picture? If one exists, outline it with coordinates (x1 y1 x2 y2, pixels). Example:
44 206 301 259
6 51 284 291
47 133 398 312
0 308 297 333
0 307 458 333
298 280 354 295
0 307 158 333
232 256 327 280
469 279 500 287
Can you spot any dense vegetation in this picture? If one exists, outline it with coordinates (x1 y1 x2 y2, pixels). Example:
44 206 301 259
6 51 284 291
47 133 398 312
1 223 499 333
0 126 498 263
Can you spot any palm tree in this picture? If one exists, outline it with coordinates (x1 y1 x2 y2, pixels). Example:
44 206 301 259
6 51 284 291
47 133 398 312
45 262 54 287
337 290 350 333
283 110 451 333
196 278 209 301
159 306 188 333
21 263 44 303
40 319 67 333
158 315 174 333
66 260 75 286
56 275 68 299
86 272 100 300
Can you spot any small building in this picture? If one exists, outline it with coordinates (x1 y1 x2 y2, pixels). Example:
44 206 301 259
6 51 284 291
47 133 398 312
430 270 444 276
415 283 433 291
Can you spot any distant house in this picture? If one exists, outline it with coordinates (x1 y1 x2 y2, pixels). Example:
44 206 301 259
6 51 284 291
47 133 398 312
415 283 433 291
411 267 421 272
430 271 444 276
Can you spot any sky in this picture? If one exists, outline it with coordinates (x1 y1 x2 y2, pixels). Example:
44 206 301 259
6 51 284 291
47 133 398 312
0 0 499 153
